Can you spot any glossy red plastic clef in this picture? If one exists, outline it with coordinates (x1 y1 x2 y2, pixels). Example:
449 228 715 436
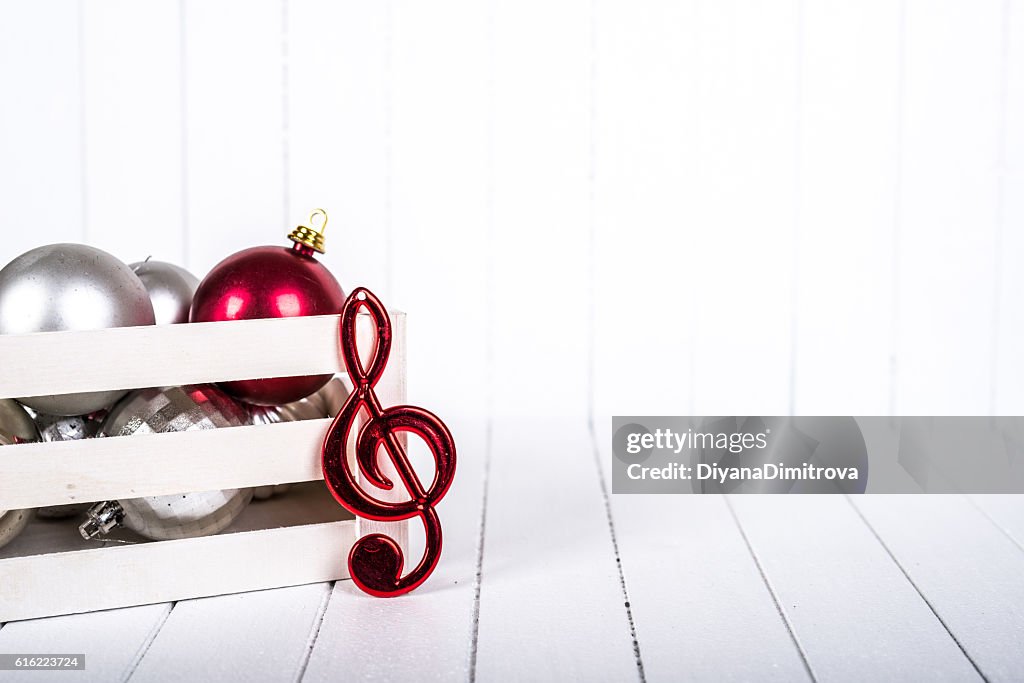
321 287 456 597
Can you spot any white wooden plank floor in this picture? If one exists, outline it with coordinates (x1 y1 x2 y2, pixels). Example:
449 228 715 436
2 418 1023 682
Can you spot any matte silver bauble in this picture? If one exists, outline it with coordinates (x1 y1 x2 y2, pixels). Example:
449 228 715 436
0 399 39 550
0 244 156 416
129 259 200 325
80 385 253 541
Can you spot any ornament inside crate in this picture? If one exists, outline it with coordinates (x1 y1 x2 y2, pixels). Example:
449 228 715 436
0 308 409 622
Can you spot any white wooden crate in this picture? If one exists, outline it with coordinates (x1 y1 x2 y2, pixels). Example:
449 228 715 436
0 312 408 622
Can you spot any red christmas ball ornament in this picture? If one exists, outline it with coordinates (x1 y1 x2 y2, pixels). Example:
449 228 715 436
191 209 345 406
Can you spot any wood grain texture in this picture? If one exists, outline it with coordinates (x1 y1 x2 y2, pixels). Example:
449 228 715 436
852 495 1024 681
611 494 812 682
303 417 486 682
729 495 980 681
0 520 354 622
129 583 331 683
0 604 171 683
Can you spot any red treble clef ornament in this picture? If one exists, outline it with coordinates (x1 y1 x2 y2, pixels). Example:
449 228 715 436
322 287 456 597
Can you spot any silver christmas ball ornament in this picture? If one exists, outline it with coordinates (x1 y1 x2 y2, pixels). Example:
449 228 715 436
0 244 156 415
0 398 39 445
35 411 105 442
247 388 334 426
34 411 106 519
317 377 351 418
129 259 200 325
247 378 349 499
0 399 40 549
80 386 253 541
0 509 32 549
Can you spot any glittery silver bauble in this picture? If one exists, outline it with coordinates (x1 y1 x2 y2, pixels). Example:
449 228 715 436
0 399 40 549
79 386 253 541
0 244 156 416
129 259 200 325
34 410 105 442
248 378 349 499
33 411 106 519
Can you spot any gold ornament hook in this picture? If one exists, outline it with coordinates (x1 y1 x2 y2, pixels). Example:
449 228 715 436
288 208 329 254
309 208 328 234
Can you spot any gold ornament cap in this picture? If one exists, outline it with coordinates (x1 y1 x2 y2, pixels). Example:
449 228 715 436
288 208 329 254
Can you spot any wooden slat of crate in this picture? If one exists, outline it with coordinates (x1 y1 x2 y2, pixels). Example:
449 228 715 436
0 520 354 622
0 310 409 621
0 314 346 398
0 419 328 510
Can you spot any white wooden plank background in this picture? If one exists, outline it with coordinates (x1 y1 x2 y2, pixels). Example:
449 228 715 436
473 420 639 682
689 0 799 417
128 583 331 683
0 605 172 683
0 0 84 258
610 495 813 681
389 0 489 421
81 0 184 262
970 494 1024 550
729 495 981 681
489 0 590 422
893 0 1004 415
592 0 694 419
852 495 1024 682
792 0 900 415
993 0 1024 416
182 0 286 276
1 0 1023 680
